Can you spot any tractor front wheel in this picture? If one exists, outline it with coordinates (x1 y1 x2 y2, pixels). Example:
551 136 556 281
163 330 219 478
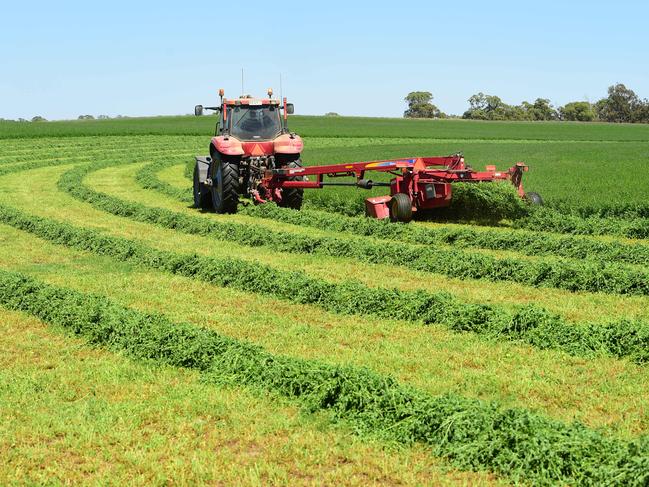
210 153 240 214
389 193 413 223
279 160 304 210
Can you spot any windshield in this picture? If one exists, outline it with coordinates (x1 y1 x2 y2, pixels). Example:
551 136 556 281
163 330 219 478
228 105 282 140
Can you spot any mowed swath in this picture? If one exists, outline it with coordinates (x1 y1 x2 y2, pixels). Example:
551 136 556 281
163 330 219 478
0 117 648 485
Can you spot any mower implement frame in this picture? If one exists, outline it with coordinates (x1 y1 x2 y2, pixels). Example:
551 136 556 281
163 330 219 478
261 153 528 220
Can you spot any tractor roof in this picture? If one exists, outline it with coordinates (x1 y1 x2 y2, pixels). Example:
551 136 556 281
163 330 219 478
224 97 281 106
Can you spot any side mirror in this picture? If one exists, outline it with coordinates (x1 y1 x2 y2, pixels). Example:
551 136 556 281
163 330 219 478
286 103 294 115
194 105 204 117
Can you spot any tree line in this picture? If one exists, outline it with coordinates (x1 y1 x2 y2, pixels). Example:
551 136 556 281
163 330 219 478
404 84 649 123
0 114 127 123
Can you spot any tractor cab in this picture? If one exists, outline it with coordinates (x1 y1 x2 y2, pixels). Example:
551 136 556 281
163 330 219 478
228 102 282 141
195 89 295 141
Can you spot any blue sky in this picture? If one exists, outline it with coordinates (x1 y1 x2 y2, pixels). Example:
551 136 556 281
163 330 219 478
2 0 648 120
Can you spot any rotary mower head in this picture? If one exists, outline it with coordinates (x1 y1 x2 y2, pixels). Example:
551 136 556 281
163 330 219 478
268 153 535 222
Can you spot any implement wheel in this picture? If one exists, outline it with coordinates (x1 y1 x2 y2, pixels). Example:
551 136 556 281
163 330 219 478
525 191 544 206
210 152 239 214
279 160 304 210
389 193 413 223
193 164 212 210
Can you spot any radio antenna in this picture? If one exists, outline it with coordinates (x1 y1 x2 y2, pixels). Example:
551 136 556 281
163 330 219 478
241 68 244 96
279 73 283 101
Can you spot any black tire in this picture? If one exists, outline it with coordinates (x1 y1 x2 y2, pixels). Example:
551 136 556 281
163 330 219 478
279 159 304 210
525 191 544 206
210 152 240 214
193 163 212 210
389 193 413 223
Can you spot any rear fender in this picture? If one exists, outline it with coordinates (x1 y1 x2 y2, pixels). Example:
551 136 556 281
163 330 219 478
274 133 304 154
211 136 244 156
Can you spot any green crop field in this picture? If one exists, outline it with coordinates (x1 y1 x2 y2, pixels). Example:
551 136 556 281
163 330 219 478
1 115 649 485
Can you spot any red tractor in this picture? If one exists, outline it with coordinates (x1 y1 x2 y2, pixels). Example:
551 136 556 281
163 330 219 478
194 89 539 222
193 89 304 213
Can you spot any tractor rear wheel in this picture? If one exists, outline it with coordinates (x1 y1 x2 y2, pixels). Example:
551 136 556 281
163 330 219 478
279 160 304 210
389 193 413 223
193 163 212 210
525 191 544 206
210 153 240 214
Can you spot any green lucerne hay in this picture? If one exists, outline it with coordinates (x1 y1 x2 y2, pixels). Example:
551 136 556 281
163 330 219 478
61 163 649 297
239 204 649 267
436 181 530 223
0 269 648 486
1 200 649 365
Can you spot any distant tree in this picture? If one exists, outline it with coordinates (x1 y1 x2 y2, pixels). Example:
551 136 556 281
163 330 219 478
404 91 446 118
529 98 558 121
97 115 110 120
78 114 95 120
17 118 27 122
464 93 559 121
31 116 46 122
517 99 557 121
560 101 595 122
593 98 607 121
443 85 648 123
595 83 641 123
467 93 495 113
466 93 487 113
464 93 512 120
324 112 340 117
634 100 649 123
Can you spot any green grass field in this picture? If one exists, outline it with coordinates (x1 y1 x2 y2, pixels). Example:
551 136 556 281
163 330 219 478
1 115 648 485
3 115 649 141
4 115 647 212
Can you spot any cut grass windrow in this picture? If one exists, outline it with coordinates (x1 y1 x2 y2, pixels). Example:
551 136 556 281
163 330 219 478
139 160 649 261
513 209 649 239
0 268 647 486
547 201 649 220
303 191 649 240
136 159 194 202
241 205 649 267
1 201 649 365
